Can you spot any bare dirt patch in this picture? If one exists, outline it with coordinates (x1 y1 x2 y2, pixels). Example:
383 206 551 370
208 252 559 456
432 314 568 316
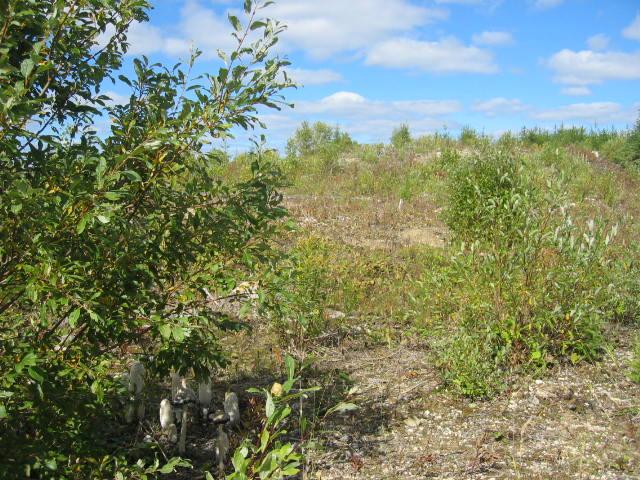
284 194 449 250
307 330 640 480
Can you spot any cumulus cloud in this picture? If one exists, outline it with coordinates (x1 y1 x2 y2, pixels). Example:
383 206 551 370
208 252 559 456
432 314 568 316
295 91 461 117
586 34 610 51
287 68 343 86
561 86 592 96
365 38 498 74
472 98 529 116
112 1 234 59
283 91 461 140
623 14 640 40
547 49 640 85
270 0 449 59
531 102 627 122
472 31 514 46
119 0 452 62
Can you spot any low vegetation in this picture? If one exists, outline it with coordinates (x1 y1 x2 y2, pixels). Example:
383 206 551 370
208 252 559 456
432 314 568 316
1 0 640 477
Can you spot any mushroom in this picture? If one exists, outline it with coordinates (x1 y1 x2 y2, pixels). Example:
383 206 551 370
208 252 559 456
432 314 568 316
214 424 229 474
160 400 179 444
198 380 213 419
136 398 145 421
170 370 181 401
223 392 240 426
174 379 196 455
128 361 145 395
159 399 174 430
124 402 136 424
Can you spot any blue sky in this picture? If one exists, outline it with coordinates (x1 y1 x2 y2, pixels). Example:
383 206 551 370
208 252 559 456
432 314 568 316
107 0 640 150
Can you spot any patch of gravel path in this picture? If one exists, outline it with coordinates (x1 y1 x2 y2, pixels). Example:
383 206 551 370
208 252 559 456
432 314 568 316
310 334 640 480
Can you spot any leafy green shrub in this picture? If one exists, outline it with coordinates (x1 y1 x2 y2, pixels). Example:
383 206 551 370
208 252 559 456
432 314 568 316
391 123 412 149
445 148 537 244
225 355 318 480
624 116 640 167
0 0 292 477
424 148 619 397
600 136 629 165
519 126 620 150
285 121 354 161
459 126 483 146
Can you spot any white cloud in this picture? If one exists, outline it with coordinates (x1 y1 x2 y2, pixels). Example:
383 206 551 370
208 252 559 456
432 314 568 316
125 22 165 55
120 1 235 59
547 49 640 85
531 102 626 122
533 0 564 10
623 14 640 40
102 91 130 106
365 37 498 74
121 0 451 62
270 0 449 59
472 98 529 116
287 68 343 86
285 91 461 141
295 91 461 118
586 34 610 51
561 86 592 96
472 31 514 46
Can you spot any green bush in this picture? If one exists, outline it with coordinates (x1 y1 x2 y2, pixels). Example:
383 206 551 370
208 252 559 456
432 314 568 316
285 121 354 161
624 116 640 167
445 148 537 245
424 148 619 397
391 123 412 149
459 126 484 146
0 0 292 477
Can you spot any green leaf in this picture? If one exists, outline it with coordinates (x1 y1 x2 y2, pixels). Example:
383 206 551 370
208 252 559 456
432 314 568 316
232 446 248 472
158 462 175 474
329 402 358 415
172 326 185 342
244 0 252 13
285 354 295 381
104 192 120 201
259 428 270 453
159 324 171 340
0 404 7 419
10 203 22 214
122 170 142 182
20 58 34 78
44 458 57 471
96 214 110 224
205 472 214 480
76 214 90 234
250 21 267 31
265 392 274 418
68 308 81 328
27 367 44 384
228 14 242 32
281 465 301 476
15 353 37 373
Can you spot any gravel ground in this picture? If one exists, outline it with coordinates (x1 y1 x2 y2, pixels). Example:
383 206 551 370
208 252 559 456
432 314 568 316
308 331 640 480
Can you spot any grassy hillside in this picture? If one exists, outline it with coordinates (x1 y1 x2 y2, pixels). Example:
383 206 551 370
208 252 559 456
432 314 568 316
221 122 640 478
